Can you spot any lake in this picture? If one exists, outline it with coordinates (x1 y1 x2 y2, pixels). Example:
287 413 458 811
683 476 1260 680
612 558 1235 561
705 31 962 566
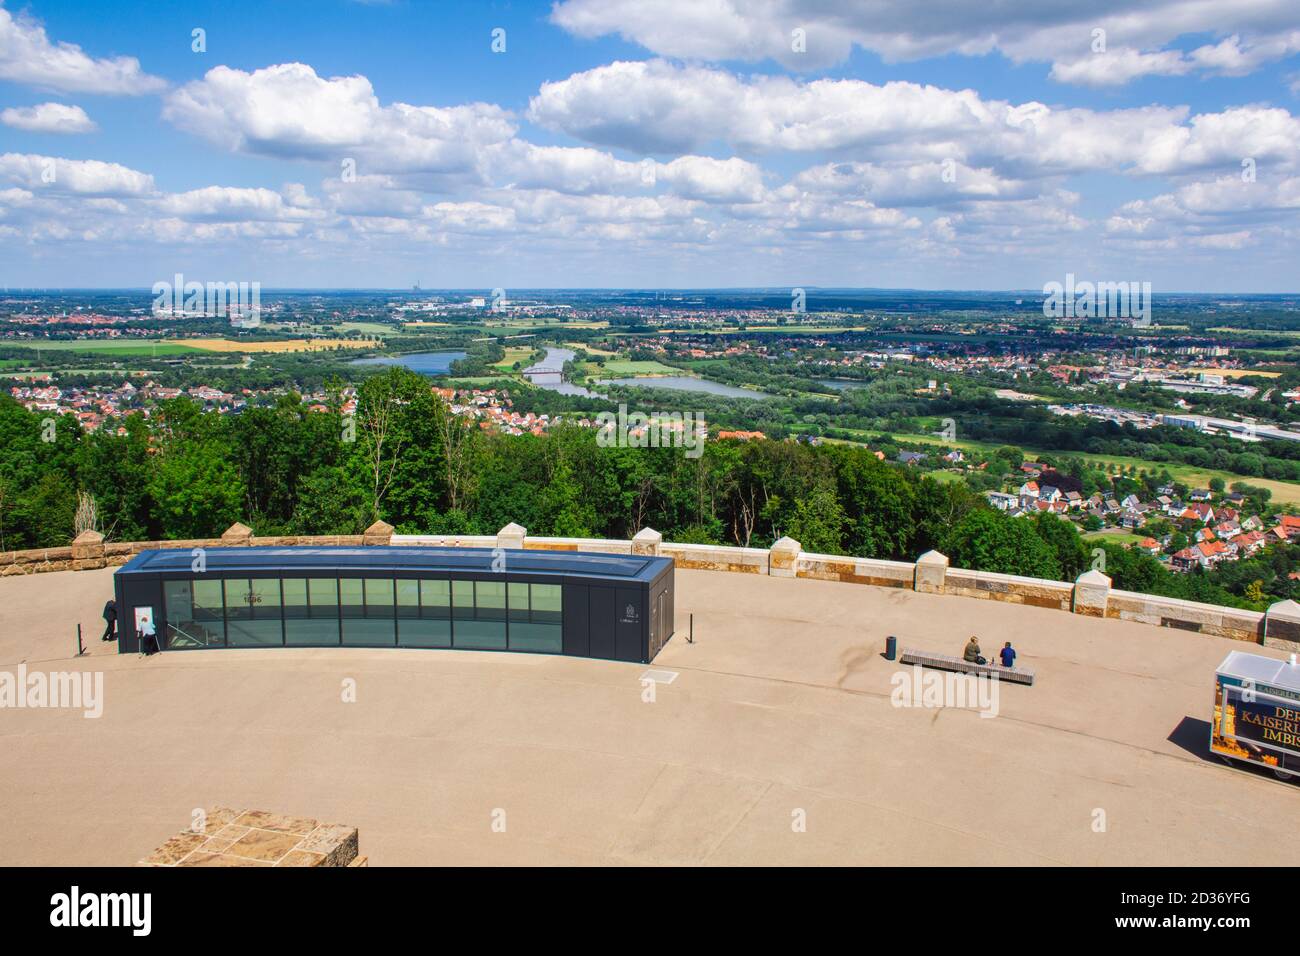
350 350 465 375
596 376 771 399
816 378 869 390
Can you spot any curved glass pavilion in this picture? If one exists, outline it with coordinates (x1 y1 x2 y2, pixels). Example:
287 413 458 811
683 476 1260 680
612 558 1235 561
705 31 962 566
113 546 675 664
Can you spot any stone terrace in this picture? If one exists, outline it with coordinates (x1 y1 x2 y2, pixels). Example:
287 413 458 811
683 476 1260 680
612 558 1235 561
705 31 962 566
1 562 1297 866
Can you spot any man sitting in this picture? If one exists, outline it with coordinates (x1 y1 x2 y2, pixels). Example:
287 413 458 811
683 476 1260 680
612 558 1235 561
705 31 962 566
1000 641 1017 668
963 636 987 666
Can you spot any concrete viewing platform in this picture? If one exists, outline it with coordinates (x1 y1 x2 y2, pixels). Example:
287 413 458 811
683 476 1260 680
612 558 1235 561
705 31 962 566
0 563 1296 866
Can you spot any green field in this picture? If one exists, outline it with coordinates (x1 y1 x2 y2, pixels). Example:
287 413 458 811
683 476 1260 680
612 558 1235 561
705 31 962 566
594 359 682 376
563 341 616 356
333 321 394 335
1083 529 1149 545
481 319 608 334
444 376 518 387
13 339 203 356
924 470 968 484
492 346 537 369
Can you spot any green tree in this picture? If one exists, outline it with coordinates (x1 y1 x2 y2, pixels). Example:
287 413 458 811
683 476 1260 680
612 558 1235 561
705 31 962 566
1032 513 1090 580
786 486 846 555
942 509 1060 579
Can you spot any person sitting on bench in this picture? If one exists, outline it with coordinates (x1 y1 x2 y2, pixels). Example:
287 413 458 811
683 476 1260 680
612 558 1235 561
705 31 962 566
1000 642 1017 668
963 636 987 666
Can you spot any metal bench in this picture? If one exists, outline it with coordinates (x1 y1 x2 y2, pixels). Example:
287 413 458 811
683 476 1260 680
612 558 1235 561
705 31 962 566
899 648 1035 686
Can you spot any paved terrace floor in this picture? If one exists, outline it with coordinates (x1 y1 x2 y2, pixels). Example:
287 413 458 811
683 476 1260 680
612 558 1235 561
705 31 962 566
0 566 1296 866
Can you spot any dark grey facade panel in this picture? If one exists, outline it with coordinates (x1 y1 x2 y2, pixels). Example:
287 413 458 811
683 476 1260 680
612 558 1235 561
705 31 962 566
587 586 616 660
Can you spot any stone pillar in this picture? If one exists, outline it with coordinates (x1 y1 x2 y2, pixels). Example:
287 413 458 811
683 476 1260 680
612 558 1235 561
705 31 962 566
71 530 105 569
363 520 394 546
770 536 801 578
497 522 526 550
631 527 662 557
221 522 253 546
1264 599 1300 653
914 550 948 593
1073 569 1111 617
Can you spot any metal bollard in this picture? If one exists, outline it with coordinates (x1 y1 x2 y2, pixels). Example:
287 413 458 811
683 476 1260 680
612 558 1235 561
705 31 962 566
885 635 897 661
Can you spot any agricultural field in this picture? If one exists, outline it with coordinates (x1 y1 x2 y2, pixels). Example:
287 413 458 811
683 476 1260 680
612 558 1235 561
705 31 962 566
594 359 682 376
8 336 378 355
563 341 616 356
334 321 393 335
12 339 203 356
1208 327 1300 338
492 346 537 368
1083 529 1150 545
180 337 378 353
481 319 607 334
445 376 518 387
1175 367 1283 378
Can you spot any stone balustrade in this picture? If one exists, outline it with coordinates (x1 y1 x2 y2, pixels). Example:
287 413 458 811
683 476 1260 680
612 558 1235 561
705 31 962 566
3 521 1291 649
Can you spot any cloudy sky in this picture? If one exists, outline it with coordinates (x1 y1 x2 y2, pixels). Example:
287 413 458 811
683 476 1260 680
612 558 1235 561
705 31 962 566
1 0 1299 291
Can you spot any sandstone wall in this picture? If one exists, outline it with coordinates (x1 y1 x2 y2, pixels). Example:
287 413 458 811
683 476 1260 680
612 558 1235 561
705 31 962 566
7 523 1289 650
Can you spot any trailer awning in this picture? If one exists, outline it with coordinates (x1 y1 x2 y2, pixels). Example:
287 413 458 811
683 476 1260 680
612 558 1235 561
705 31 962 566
1216 650 1300 694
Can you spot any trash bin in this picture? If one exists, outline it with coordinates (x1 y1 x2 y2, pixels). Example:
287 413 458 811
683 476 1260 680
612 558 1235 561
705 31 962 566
885 635 897 661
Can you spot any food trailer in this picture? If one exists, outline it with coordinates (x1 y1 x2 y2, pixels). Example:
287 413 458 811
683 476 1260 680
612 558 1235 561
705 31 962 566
1210 650 1300 781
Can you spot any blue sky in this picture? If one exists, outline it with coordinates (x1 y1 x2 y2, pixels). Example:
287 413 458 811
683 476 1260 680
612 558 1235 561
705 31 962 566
1 0 1299 290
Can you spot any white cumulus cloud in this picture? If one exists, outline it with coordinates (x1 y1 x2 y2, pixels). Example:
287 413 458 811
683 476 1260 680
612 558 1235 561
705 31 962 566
0 6 165 94
1 102 95 133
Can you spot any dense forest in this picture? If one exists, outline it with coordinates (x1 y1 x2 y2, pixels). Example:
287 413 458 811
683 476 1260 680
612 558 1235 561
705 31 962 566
1 366 1295 610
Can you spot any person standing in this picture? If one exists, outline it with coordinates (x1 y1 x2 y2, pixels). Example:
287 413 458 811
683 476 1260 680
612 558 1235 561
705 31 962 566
139 613 159 656
101 599 117 642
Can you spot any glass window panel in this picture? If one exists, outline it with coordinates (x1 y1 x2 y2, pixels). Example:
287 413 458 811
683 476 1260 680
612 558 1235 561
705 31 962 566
531 584 563 625
282 578 308 617
344 617 394 645
508 582 529 622
309 577 338 616
452 580 474 620
365 578 394 616
396 579 420 618
225 578 282 646
420 579 449 619
251 578 281 619
224 579 252 619
341 577 394 646
454 619 507 650
475 580 506 620
508 622 562 654
193 579 224 626
398 616 451 648
339 578 365 617
284 577 338 645
163 579 221 649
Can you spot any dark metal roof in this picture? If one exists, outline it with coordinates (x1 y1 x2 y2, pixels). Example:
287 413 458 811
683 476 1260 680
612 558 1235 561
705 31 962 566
115 545 671 583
